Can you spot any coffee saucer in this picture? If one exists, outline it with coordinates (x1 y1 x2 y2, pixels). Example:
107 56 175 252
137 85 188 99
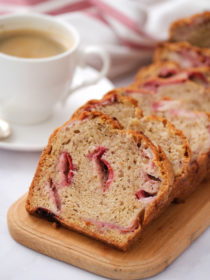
0 67 113 152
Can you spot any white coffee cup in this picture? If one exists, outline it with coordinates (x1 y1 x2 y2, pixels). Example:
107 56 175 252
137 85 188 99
0 13 110 125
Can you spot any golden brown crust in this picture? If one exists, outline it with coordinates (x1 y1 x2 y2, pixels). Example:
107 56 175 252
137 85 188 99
104 86 154 98
71 90 143 121
135 61 180 84
134 61 210 87
169 12 210 47
71 110 123 129
153 41 210 63
170 12 210 34
170 12 210 31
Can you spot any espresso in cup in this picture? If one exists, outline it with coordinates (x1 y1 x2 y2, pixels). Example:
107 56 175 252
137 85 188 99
0 29 72 58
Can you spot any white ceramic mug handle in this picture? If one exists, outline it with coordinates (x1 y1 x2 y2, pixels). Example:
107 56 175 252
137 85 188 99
64 45 110 101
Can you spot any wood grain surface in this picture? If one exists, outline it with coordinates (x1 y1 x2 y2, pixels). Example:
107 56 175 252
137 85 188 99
7 180 210 280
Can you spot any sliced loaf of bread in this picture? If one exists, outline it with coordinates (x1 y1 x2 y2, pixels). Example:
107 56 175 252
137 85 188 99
154 41 210 68
26 111 173 250
169 12 210 48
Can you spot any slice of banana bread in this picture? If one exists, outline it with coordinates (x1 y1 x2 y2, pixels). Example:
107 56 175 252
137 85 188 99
169 12 210 48
161 110 210 200
133 76 210 113
72 92 143 127
154 41 210 68
128 115 190 202
26 111 173 251
135 61 210 89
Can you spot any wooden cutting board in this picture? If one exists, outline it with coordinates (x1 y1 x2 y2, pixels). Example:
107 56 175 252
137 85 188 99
7 180 210 280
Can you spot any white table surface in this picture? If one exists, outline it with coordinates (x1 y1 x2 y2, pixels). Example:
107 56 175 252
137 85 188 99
1 72 210 280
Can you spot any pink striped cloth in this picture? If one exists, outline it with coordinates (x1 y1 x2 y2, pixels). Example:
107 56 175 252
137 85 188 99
0 0 209 77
